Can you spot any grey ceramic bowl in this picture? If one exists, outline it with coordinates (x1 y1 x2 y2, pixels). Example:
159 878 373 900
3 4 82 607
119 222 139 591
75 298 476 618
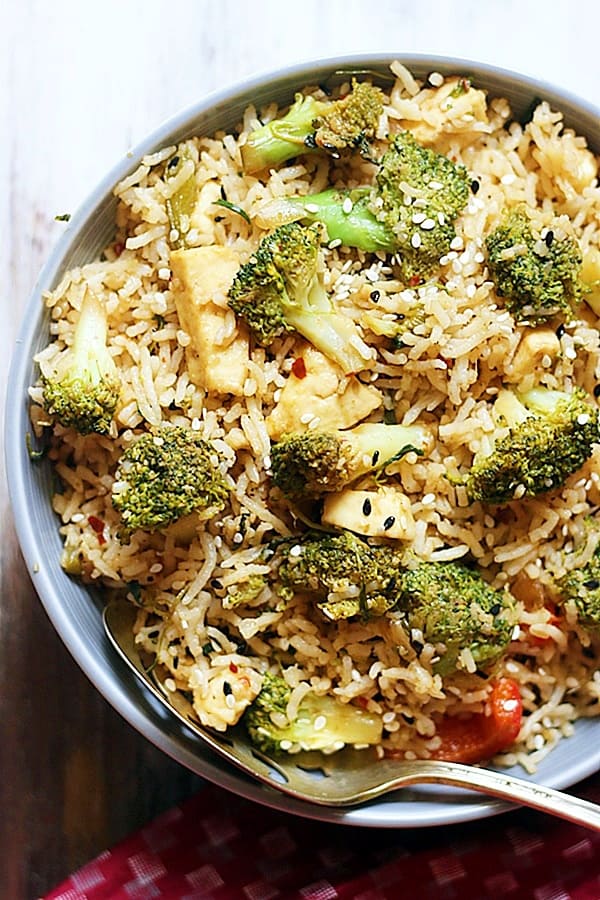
7 54 600 828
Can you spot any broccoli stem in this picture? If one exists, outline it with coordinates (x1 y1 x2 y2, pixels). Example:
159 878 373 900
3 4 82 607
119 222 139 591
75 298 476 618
241 95 326 173
257 189 396 254
283 278 373 374
347 422 427 473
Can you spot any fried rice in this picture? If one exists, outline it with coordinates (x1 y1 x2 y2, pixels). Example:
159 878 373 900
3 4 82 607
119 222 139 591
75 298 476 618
29 61 600 772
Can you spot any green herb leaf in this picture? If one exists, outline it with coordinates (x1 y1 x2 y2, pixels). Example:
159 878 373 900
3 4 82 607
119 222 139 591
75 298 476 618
213 199 251 224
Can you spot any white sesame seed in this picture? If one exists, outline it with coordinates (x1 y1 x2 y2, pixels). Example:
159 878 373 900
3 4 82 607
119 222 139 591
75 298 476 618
501 173 515 185
429 180 443 190
578 414 590 425
422 493 436 505
382 711 396 724
513 484 526 499
449 236 463 251
149 563 163 574
308 416 321 429
165 679 176 692
289 544 302 557
428 72 444 87
411 232 422 249
300 412 314 424
214 536 222 548
328 238 342 249
565 346 577 360
225 694 236 708
158 267 171 280
314 715 327 731
439 255 449 265
280 740 293 750
412 212 426 224
191 417 201 431
305 203 319 213
466 284 476 298
421 218 436 230
342 197 353 214
71 513 85 523
437 212 446 225
233 533 243 544
403 194 413 206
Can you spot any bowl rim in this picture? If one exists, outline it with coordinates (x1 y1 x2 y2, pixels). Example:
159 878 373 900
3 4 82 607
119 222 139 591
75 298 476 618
7 51 600 829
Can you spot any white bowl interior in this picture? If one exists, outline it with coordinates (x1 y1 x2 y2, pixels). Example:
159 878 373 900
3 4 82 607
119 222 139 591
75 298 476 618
7 54 600 828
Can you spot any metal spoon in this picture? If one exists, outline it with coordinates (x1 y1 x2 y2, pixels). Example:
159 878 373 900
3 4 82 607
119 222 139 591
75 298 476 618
103 597 600 830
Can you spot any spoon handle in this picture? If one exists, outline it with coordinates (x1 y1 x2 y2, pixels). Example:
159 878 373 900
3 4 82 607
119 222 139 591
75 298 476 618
371 759 600 830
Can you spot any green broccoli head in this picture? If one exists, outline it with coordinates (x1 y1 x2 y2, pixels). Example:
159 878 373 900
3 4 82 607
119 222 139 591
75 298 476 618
373 131 470 280
556 547 600 633
398 561 516 675
111 425 229 533
273 529 403 620
465 387 600 504
244 671 383 754
486 207 583 322
228 221 373 374
241 80 383 174
42 289 120 435
270 422 429 499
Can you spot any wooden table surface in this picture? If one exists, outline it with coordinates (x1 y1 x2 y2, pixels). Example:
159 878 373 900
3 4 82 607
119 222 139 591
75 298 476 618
2 3 600 896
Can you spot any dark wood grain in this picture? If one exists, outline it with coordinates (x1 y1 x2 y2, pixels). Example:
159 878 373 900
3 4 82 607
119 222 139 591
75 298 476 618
0 514 202 899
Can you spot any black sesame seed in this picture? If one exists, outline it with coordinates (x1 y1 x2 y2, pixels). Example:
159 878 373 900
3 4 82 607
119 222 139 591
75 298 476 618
147 629 159 640
594 384 600 398
223 681 233 696
490 603 501 616
370 290 380 303
470 179 480 194
474 669 488 680
211 579 223 589
383 515 396 531
544 229 554 248
372 450 380 465
362 498 372 516
556 323 566 339
412 640 424 654
173 657 179 669
402 714 415 724
167 155 180 169
584 579 600 590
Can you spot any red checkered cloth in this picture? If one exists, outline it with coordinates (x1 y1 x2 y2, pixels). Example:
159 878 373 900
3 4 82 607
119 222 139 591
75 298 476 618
45 776 600 900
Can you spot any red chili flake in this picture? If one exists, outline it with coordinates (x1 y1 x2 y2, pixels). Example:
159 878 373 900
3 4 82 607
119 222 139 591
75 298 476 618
408 275 421 287
113 242 124 256
355 696 369 710
88 515 106 545
438 355 454 369
291 357 307 379
229 662 239 674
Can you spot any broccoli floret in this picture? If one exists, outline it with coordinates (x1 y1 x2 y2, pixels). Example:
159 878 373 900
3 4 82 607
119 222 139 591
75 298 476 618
556 547 600 633
241 80 383 173
244 671 383 754
273 530 403 620
398 561 516 675
271 422 429 499
228 221 373 374
111 425 229 533
223 574 268 609
486 207 583 322
42 289 120 435
373 131 470 279
464 387 600 504
255 131 470 280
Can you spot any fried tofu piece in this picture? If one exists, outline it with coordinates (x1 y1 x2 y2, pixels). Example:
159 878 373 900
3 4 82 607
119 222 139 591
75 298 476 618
266 344 382 440
170 246 249 395
322 487 415 541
